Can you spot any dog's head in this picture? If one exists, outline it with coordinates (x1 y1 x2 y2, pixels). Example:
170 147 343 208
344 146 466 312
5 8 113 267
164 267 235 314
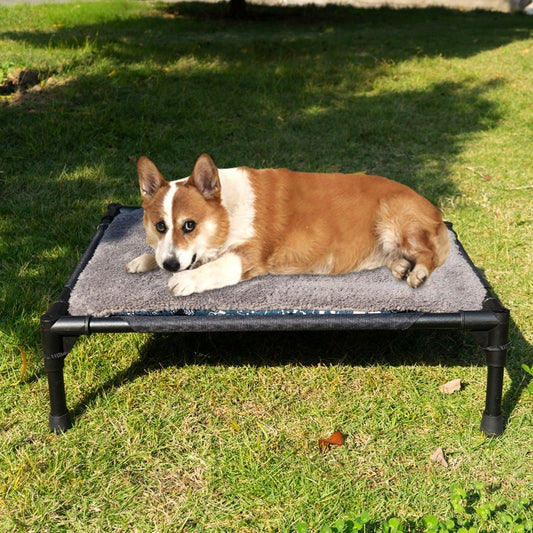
137 154 230 273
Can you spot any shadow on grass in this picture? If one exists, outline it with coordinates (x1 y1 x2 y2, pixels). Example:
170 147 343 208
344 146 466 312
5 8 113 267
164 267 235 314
69 320 531 436
68 329 474 420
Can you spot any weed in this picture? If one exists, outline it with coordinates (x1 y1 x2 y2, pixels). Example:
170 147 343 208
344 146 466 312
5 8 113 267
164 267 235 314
294 484 533 532
0 61 15 82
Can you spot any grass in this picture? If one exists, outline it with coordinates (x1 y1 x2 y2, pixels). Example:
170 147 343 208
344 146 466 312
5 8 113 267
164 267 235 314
0 1 532 531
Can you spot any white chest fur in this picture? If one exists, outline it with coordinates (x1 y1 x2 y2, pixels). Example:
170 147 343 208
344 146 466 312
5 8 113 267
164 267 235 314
218 168 256 249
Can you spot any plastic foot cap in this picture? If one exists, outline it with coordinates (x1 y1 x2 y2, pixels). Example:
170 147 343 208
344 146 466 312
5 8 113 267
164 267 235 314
480 411 503 437
49 411 72 434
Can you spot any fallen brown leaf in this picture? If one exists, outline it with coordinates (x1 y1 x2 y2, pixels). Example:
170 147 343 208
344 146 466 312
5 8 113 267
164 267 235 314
439 378 462 394
318 430 345 452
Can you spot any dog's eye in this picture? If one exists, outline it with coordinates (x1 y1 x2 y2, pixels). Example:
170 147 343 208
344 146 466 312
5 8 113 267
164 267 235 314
182 220 196 234
155 221 167 233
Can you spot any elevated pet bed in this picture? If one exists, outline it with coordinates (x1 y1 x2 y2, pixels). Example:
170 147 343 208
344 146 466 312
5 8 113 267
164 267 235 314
41 204 510 436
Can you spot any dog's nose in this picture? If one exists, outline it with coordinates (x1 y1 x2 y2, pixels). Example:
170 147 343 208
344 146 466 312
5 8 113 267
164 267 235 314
162 257 180 272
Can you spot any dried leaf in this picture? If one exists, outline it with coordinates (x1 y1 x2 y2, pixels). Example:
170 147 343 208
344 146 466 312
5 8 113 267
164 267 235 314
14 346 28 385
439 378 462 394
318 430 345 452
430 447 449 468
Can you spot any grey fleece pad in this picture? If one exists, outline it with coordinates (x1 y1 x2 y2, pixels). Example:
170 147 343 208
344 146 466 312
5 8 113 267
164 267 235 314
68 209 488 317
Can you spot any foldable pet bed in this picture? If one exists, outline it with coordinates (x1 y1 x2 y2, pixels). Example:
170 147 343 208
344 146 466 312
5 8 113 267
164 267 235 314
41 204 510 436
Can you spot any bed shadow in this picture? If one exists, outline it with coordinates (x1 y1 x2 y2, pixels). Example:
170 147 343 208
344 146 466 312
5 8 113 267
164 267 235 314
69 318 531 434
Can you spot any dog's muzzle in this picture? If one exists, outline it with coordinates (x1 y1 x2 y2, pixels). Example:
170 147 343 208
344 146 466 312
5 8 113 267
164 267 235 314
163 254 197 273
163 257 180 273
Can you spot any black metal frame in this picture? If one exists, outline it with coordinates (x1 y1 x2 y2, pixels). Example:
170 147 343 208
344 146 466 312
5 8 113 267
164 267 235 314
41 204 510 436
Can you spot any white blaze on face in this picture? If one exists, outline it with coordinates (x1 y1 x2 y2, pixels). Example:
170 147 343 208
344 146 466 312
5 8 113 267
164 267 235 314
152 182 176 270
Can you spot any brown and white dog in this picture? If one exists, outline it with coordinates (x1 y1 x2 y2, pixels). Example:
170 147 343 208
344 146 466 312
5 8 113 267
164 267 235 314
126 154 450 296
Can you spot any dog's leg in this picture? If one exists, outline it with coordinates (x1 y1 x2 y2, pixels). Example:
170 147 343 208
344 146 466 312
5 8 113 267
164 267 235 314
168 252 243 296
403 227 449 288
125 253 158 273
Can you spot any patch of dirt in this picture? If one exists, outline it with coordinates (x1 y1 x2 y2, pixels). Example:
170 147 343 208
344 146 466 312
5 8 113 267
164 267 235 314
1 71 73 108
0 68 41 95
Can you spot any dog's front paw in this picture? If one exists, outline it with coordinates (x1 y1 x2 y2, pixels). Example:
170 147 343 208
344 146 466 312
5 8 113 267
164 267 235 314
126 253 158 273
168 253 243 296
168 270 203 296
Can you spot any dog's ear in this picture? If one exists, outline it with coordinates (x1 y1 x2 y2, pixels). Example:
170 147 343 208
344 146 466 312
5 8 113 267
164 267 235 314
190 154 221 200
137 156 167 201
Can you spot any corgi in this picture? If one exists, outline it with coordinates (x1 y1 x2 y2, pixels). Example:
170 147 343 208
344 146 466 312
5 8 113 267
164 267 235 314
126 154 450 296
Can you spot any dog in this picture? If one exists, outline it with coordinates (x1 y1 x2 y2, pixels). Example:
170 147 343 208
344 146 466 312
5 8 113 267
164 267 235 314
126 154 450 296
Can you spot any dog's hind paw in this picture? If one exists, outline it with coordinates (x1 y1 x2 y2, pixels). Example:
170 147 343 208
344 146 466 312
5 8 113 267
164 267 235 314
406 264 429 288
390 258 412 281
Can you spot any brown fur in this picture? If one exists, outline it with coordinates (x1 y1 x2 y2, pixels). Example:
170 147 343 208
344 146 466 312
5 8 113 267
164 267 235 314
235 167 449 287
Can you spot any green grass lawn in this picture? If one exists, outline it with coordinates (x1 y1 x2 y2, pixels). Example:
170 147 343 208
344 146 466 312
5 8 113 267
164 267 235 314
1 1 532 531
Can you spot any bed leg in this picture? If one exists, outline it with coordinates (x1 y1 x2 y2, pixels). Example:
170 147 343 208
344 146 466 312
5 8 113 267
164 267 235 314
476 306 510 437
44 355 71 434
41 317 74 433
